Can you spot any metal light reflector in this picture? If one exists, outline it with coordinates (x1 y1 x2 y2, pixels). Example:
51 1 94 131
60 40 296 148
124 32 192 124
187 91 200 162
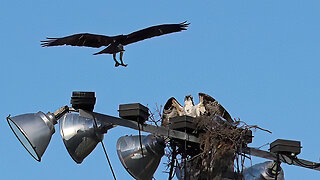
116 134 165 180
6 111 56 161
60 113 104 164
243 161 284 180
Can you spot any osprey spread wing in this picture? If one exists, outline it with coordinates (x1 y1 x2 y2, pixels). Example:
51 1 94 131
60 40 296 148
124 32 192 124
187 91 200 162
41 21 189 67
161 93 233 126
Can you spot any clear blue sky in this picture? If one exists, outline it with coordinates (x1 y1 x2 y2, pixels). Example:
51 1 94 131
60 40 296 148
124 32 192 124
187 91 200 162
1 0 320 179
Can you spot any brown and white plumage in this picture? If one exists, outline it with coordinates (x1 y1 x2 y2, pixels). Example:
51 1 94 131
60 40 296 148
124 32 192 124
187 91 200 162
162 97 184 126
41 21 189 67
183 95 196 116
198 93 233 123
161 93 233 126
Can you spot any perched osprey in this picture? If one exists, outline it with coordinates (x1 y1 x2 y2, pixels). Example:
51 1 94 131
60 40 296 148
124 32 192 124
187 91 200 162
41 21 189 67
162 93 233 126
183 95 197 117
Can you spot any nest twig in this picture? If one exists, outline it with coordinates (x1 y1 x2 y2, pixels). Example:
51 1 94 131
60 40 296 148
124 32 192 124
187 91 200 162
147 103 163 127
187 113 272 179
148 103 271 179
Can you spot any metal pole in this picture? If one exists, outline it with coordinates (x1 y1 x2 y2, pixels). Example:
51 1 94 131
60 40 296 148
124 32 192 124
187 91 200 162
79 110 200 143
78 109 320 173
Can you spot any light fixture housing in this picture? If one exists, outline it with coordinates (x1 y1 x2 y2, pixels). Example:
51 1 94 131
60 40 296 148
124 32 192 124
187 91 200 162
116 134 165 180
6 111 57 161
59 112 104 164
243 161 284 180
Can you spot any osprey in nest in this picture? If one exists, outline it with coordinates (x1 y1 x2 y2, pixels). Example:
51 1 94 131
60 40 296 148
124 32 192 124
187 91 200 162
162 93 233 126
41 21 189 67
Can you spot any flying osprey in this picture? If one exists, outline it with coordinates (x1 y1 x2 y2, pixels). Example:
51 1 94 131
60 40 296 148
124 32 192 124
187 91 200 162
162 93 233 126
41 21 189 67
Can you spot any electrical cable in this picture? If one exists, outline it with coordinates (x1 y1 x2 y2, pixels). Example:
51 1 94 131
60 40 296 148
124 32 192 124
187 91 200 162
277 153 320 169
280 154 293 165
101 140 117 180
138 121 145 157
292 157 320 169
91 113 117 180
293 158 314 168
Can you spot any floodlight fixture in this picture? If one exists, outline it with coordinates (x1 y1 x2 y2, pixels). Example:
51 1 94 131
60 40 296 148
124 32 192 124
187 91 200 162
243 161 284 180
60 112 110 163
116 134 165 180
7 111 57 161
6 91 320 180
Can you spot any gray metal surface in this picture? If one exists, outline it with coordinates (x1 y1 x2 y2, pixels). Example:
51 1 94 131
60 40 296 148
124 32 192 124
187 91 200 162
270 139 301 155
59 113 104 163
246 147 320 171
78 110 320 172
243 161 284 180
6 111 56 161
118 103 149 123
79 110 199 143
116 134 165 180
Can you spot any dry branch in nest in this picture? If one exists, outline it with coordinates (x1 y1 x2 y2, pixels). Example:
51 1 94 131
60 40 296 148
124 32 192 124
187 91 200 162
146 103 163 127
189 115 270 179
190 115 244 179
185 102 271 179
147 102 271 179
